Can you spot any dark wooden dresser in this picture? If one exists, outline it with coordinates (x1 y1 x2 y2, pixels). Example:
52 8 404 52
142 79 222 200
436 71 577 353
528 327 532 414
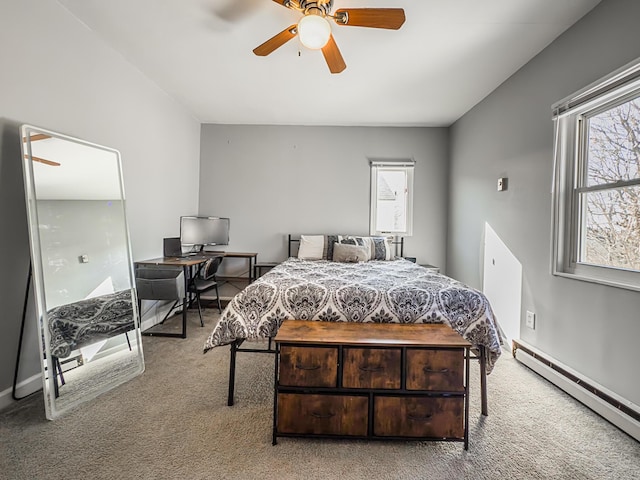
272 320 472 449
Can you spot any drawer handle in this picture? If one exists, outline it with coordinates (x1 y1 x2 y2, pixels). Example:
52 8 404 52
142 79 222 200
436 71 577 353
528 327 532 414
423 367 449 374
359 365 384 373
310 411 336 419
294 363 321 371
408 413 433 421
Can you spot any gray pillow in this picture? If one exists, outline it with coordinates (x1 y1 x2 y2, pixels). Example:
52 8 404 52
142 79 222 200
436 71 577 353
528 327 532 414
332 243 369 263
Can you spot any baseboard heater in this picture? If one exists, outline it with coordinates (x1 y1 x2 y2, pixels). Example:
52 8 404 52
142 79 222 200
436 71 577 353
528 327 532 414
513 340 640 442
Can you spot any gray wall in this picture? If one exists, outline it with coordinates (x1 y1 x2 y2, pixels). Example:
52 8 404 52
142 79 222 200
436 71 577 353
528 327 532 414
199 125 449 270
0 0 200 402
448 0 640 406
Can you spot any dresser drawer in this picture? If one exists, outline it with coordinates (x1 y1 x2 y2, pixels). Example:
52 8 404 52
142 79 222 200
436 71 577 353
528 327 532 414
279 346 338 387
373 396 464 439
342 347 401 389
277 393 368 436
406 348 464 392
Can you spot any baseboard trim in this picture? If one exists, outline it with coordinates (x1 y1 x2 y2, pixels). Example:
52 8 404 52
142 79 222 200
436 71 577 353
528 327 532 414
0 373 42 412
513 340 640 442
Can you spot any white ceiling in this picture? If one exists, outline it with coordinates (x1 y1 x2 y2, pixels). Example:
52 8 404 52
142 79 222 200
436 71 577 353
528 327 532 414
58 0 601 127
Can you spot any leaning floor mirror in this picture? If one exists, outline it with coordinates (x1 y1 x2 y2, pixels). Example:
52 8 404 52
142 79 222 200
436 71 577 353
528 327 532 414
20 125 144 420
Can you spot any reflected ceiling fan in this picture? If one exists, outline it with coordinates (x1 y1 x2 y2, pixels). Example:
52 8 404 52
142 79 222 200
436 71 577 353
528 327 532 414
253 0 405 73
23 133 60 166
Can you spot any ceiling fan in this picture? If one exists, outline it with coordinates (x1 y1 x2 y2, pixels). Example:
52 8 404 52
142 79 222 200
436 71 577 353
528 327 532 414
253 0 406 73
23 133 61 166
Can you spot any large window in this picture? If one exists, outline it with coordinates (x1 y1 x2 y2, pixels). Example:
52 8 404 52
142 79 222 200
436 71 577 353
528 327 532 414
552 58 640 290
369 160 414 236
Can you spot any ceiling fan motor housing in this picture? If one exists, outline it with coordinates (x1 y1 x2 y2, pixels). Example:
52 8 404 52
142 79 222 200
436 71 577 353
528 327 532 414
299 0 333 16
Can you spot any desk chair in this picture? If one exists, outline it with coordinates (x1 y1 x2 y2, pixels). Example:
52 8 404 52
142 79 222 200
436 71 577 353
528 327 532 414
188 256 223 326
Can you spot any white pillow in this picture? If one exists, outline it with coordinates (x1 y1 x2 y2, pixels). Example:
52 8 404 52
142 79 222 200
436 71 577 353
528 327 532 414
298 235 324 260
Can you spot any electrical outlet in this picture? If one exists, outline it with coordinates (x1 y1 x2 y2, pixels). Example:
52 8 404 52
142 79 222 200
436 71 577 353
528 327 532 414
526 311 536 330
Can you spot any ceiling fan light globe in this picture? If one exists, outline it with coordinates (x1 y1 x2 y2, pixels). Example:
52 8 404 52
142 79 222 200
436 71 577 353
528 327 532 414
298 14 331 50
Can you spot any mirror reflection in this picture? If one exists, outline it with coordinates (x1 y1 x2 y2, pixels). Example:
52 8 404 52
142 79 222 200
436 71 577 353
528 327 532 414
21 125 144 419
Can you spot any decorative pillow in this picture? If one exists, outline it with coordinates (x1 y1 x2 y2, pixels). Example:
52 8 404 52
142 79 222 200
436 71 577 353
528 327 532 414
298 234 395 261
323 235 339 260
338 235 394 260
370 236 394 260
332 243 369 263
298 235 325 260
337 236 369 260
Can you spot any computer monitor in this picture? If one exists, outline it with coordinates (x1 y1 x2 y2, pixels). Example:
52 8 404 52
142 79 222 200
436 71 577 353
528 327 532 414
180 216 230 250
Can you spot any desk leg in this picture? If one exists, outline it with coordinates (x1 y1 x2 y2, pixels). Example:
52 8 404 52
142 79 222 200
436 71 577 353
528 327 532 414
180 265 188 339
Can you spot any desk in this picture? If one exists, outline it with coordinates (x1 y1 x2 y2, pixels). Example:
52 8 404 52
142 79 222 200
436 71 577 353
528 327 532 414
135 256 208 339
205 251 258 283
254 262 279 279
135 251 258 338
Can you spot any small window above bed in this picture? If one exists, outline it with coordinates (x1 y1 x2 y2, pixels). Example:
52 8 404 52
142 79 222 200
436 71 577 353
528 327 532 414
369 159 414 237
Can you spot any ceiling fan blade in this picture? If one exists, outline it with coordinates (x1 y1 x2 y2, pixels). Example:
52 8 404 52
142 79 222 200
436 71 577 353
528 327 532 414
253 25 297 56
25 154 61 167
271 0 299 9
321 34 346 74
334 8 406 30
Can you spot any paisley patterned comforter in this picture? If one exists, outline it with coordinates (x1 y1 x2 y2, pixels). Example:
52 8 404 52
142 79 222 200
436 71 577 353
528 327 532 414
204 258 502 372
47 290 135 359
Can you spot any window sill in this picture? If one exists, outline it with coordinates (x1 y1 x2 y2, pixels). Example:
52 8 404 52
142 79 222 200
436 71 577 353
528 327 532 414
552 270 640 293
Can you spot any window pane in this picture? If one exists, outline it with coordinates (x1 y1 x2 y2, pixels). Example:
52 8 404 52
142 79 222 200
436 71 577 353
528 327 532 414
580 186 640 270
375 170 407 233
587 97 640 187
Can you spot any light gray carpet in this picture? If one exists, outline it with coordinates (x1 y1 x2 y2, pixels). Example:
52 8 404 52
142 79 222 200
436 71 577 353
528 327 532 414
1 309 639 480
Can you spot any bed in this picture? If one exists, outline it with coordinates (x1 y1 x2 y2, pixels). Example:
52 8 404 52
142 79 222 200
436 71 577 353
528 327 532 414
204 235 502 412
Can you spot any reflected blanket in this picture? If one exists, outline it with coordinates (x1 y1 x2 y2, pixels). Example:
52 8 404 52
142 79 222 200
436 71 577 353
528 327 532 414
47 290 134 359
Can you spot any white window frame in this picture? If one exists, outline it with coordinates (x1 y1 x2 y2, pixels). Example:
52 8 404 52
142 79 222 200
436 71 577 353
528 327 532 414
551 56 640 291
369 159 414 237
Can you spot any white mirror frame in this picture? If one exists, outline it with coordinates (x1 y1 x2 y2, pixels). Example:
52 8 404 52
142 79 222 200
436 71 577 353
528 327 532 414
20 125 144 419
